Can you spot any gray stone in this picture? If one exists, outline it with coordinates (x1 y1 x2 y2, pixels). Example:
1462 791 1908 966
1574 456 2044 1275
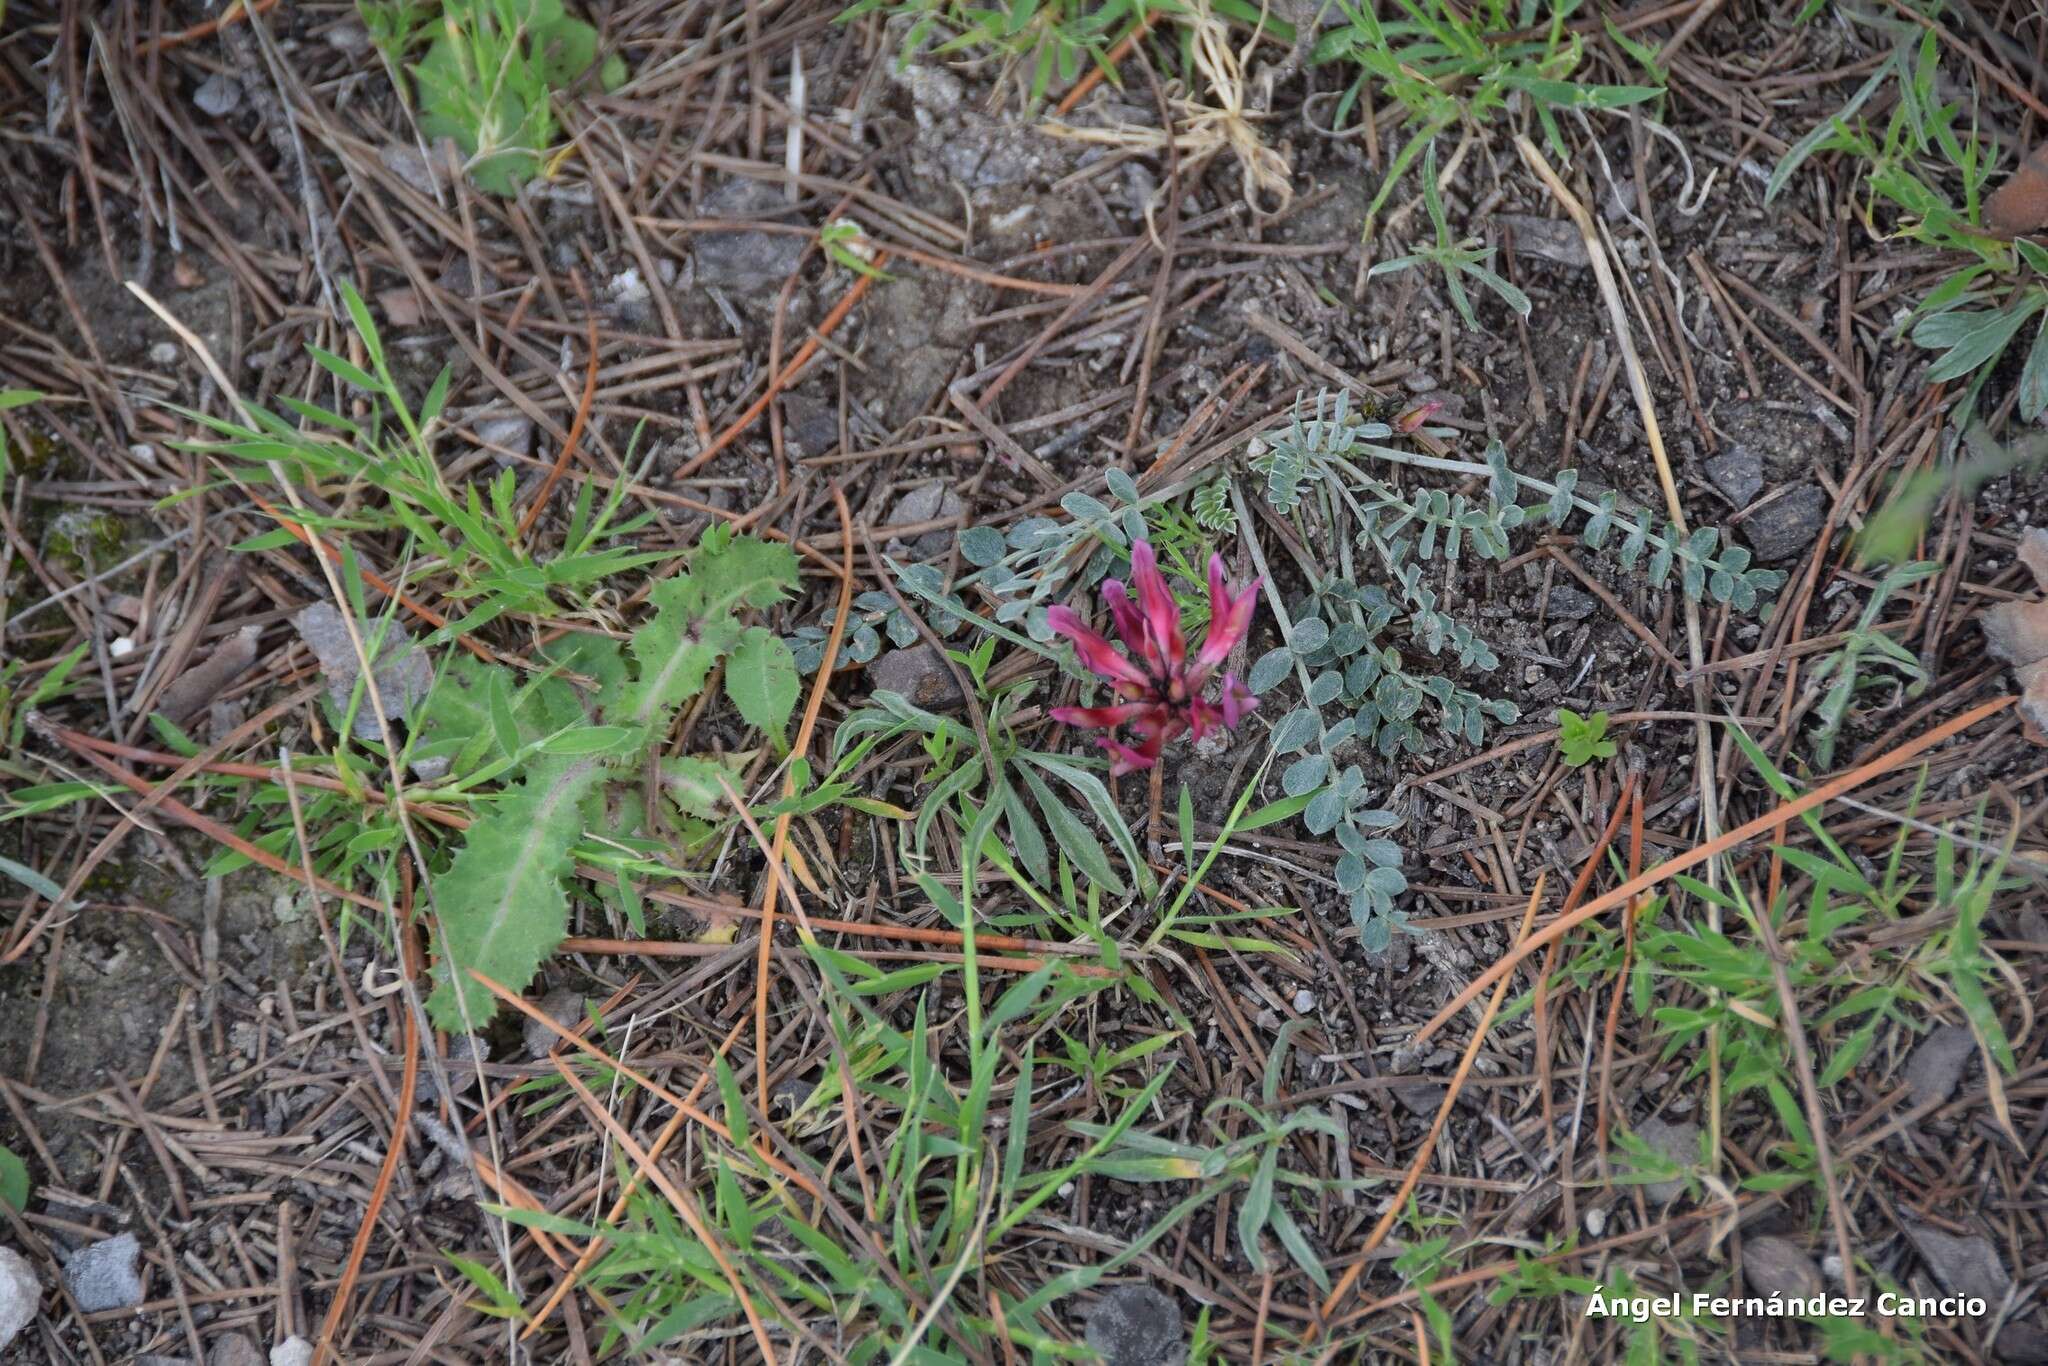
271 1336 315 1366
693 179 805 295
886 480 964 558
1545 585 1597 621
475 414 533 462
437 258 501 298
523 988 588 1058
1084 1285 1185 1366
1741 1235 1822 1300
1740 484 1828 562
1997 1321 2048 1364
1603 177 1639 222
1633 1117 1700 1203
934 118 1046 191
863 272 985 428
781 395 839 460
62 1233 142 1313
0 1246 38 1351
1703 444 1764 507
1905 1025 1976 1109
208 1332 266 1366
291 602 434 744
192 73 242 117
867 645 965 713
1903 1222 2010 1303
1496 212 1590 269
888 480 962 529
606 266 655 323
890 63 964 121
1394 1082 1445 1116
323 20 372 54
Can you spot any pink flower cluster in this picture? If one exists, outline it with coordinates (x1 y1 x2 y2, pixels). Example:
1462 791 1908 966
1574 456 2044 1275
1048 541 1261 775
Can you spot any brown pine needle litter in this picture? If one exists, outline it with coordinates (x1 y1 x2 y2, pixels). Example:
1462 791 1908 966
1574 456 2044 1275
9 4 2048 1361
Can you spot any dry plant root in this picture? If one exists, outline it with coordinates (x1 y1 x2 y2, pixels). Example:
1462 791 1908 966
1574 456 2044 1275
1042 0 1291 216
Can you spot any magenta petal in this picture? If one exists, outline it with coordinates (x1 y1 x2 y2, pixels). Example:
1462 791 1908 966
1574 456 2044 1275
1051 701 1157 731
1193 554 1261 679
1098 717 1181 775
1396 400 1443 434
1129 541 1185 677
1097 735 1160 775
1217 673 1257 729
1047 605 1152 692
1102 580 1163 675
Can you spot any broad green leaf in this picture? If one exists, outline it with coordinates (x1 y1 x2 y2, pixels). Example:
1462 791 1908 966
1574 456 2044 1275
725 625 798 738
1914 293 2048 383
426 755 605 1028
0 1145 26 1213
614 535 797 732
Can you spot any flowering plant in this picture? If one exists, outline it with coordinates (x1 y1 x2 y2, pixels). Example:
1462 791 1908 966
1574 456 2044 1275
1048 541 1260 774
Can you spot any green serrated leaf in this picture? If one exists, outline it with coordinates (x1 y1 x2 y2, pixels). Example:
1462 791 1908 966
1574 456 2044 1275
426 755 606 1028
614 535 797 732
725 625 798 738
661 752 748 820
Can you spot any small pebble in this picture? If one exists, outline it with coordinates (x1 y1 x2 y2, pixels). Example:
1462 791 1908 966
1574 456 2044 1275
150 342 180 367
1292 990 1316 1013
208 1332 265 1366
192 72 242 117
63 1233 143 1313
0 1246 39 1351
109 636 135 659
1084 1284 1185 1366
1584 1206 1607 1237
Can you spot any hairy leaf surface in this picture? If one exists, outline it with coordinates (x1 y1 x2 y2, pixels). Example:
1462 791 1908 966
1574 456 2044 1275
427 755 604 1028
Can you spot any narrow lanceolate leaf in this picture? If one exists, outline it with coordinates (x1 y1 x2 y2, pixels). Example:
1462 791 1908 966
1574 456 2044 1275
611 536 799 732
427 755 605 1028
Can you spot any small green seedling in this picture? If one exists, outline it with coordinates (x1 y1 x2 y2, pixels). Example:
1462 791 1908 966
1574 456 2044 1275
820 219 890 279
1771 21 2044 428
1555 707 1616 767
1367 144 1531 330
404 0 626 195
838 0 1145 109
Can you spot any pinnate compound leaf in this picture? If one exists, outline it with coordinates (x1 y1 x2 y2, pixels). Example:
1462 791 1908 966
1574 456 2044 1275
1248 647 1293 694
